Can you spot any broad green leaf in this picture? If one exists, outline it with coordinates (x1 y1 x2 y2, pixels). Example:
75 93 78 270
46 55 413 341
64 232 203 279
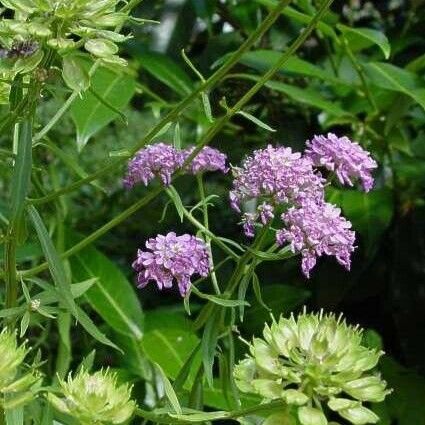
137 52 193 97
70 241 143 340
27 206 77 316
338 25 391 59
328 188 393 254
364 62 425 111
240 50 345 85
141 310 201 379
70 60 136 150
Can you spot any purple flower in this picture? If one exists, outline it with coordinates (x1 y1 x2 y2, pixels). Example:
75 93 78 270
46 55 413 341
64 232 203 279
124 143 184 188
277 201 356 278
305 133 378 192
183 146 228 175
132 232 210 297
229 145 324 236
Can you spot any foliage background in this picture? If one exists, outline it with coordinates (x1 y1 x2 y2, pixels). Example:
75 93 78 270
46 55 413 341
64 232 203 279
2 0 425 423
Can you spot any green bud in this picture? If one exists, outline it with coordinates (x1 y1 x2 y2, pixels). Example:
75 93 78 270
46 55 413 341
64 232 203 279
281 389 308 406
252 379 282 399
263 412 296 425
338 406 379 425
328 398 359 411
47 38 76 52
84 38 118 58
298 406 328 425
343 376 390 402
48 368 135 424
27 23 51 38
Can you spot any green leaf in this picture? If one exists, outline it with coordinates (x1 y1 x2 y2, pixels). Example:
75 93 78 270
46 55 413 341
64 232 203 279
141 310 201 379
62 55 90 93
241 50 341 84
166 186 185 223
69 240 143 340
298 406 328 425
328 188 393 254
137 52 193 97
191 287 250 308
237 110 276 132
10 120 32 227
154 363 182 414
5 406 23 425
27 206 77 316
338 25 391 59
263 412 296 425
74 304 119 350
364 62 425 111
84 39 118 58
70 60 136 150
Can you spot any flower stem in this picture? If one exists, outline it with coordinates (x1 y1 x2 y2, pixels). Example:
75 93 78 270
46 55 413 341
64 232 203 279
196 174 221 294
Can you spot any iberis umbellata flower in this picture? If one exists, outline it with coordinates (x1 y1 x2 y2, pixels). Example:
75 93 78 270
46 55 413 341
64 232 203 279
48 368 135 425
234 311 391 425
133 232 210 297
124 143 184 188
277 200 356 278
305 133 377 192
229 145 325 237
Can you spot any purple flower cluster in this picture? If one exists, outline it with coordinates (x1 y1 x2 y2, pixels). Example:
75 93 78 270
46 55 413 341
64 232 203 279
124 143 184 188
183 146 228 175
305 133 377 192
277 201 356 278
229 145 325 236
133 232 210 297
124 143 228 188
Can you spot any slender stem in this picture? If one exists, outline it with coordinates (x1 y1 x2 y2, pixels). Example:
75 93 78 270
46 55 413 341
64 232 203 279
19 186 163 278
196 174 220 294
342 36 378 114
29 0 292 204
165 188 239 261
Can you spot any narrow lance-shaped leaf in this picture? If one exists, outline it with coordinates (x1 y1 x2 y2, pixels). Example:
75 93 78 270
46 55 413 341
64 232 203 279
10 120 32 228
27 205 77 316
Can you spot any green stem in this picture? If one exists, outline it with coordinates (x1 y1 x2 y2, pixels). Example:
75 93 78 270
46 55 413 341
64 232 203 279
29 0 292 204
196 174 220 294
165 188 239 261
342 36 378 114
19 186 163 278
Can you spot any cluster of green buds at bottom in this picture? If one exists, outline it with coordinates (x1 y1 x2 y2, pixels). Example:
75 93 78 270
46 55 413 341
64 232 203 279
0 329 41 409
234 311 391 425
0 0 132 74
48 368 136 424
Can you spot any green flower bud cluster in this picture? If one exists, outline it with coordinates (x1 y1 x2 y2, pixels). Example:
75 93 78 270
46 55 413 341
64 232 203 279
0 0 131 69
48 368 136 424
234 311 391 425
0 329 41 409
